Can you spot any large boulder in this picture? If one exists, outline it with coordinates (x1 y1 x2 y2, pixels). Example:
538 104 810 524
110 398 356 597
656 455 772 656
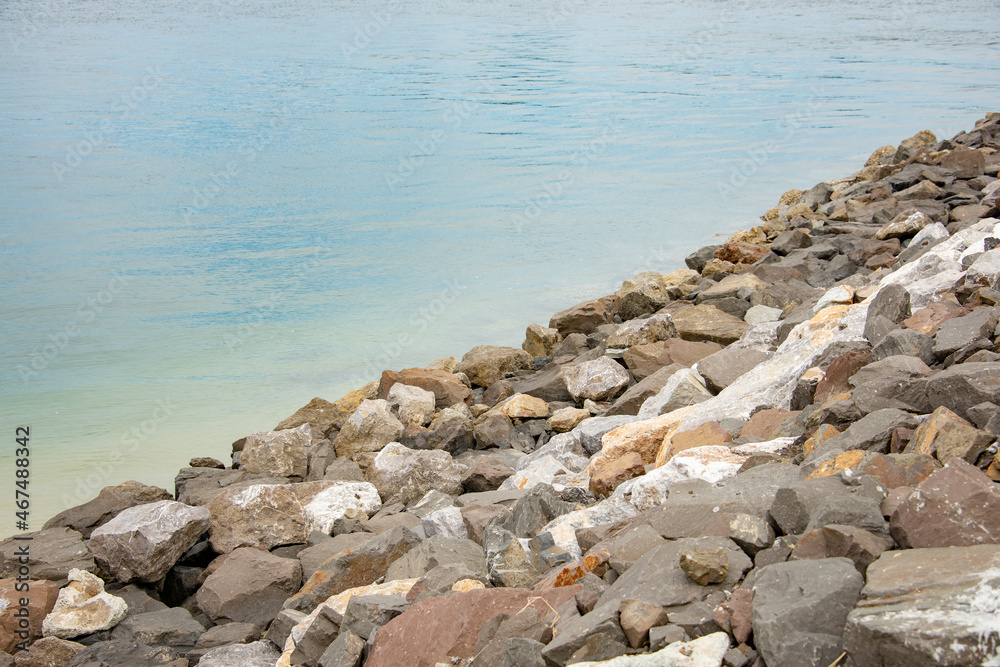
197 641 282 667
671 305 748 344
332 399 404 468
523 323 563 357
109 607 205 649
386 383 436 427
43 481 173 539
617 272 672 320
366 443 467 504
753 558 864 667
89 500 210 584
302 481 383 534
41 569 128 640
379 368 472 407
0 528 94 582
607 313 677 349
843 545 1000 666
563 357 631 402
623 339 722 381
196 548 302 628
455 345 534 388
549 296 620 336
63 640 185 666
0 578 60 653
240 424 311 478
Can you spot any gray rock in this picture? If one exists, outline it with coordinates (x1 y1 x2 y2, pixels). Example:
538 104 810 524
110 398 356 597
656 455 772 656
571 416 638 456
42 481 173 539
107 584 168 616
422 506 469 541
63 640 185 667
925 361 1000 421
806 409 919 464
264 608 307 652
109 607 204 648
89 500 210 584
869 328 935 365
386 383 437 427
456 345 534 389
752 558 864 667
686 245 723 273
0 527 94 582
462 456 515 493
771 476 888 538
696 346 771 394
385 535 486 582
897 222 950 263
863 284 911 346
932 306 1000 359
505 484 577 539
342 594 408 644
333 399 405 468
496 637 547 667
196 547 302 628
636 368 713 419
289 604 341 667
605 365 682 417
483 523 543 588
843 544 1000 666
240 424 311 478
191 622 257 651
513 364 574 403
771 229 813 255
319 629 366 667
563 356 631 402
607 313 678 349
541 604 627 666
297 533 373 581
849 355 933 414
366 443 467 505
474 412 514 449
196 641 282 667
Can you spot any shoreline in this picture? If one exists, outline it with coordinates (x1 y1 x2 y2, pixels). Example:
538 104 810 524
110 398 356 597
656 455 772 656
3 113 1000 665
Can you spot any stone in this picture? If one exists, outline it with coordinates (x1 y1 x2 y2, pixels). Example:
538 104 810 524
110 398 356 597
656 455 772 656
925 362 1000 421
608 313 678 349
869 327 935 364
624 339 722 381
863 284 911 345
332 399 404 469
283 526 421 612
809 408 919 461
62 640 186 666
365 587 581 667
275 395 355 437
297 533 373 581
967 248 1000 289
460 504 510 546
379 368 472 408
876 208 933 240
752 558 864 667
198 641 282 667
0 578 59 653
890 458 1000 548
771 475 888 538
727 513 776 556
628 447 750 510
41 569 128 640
743 304 783 326
109 607 204 648
660 421 732 461
472 605 557 666
550 296 621 336
88 500 209 584
549 407 591 432
679 548 729 585
574 633 730 666
619 599 669 649
636 368 713 419
366 443 467 504
843 544 1000 666
420 507 468 541
569 417 638 457
191 622 256 652
188 456 225 469
941 147 987 178
523 323 562 357
738 408 798 440
849 357 934 415
10 637 82 666
317 629 365 667
341 594 408 644
696 347 770 394
905 406 995 464
563 357 631 402
671 305 749 345
540 495 639 560
474 412 514 449
302 482 382 535
196 547 301 627
462 457 515 493
499 393 549 420
386 383 436 426
617 272 673 320
590 452 645 499
714 587 753 644
456 345 535 388
697 273 767 302
240 424 311 478
42 481 173 539
932 306 1000 359
715 242 770 265
813 349 871 405
0 528 94 583
789 524 889 574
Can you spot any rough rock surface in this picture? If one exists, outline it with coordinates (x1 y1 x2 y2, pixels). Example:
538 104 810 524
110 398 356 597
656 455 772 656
41 569 129 640
366 443 467 504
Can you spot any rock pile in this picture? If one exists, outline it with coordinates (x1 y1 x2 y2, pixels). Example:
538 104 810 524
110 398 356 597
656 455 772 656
3 113 1000 666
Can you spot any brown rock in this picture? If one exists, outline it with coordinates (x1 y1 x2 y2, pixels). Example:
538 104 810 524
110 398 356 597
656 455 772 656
890 458 1000 548
462 458 515 493
664 421 732 461
549 296 621 336
196 547 302 628
940 147 986 178
365 586 582 667
903 300 968 336
623 338 722 381
713 588 753 644
671 305 748 345
188 457 225 469
802 424 840 457
789 524 890 574
523 323 562 357
10 636 83 666
679 547 729 585
619 599 669 649
499 394 549 420
460 504 510 546
738 409 798 440
0 578 60 654
275 393 358 436
455 346 534 389
379 368 472 408
548 407 591 433
42 481 173 539
714 242 770 265
814 349 871 405
904 405 996 464
590 452 645 499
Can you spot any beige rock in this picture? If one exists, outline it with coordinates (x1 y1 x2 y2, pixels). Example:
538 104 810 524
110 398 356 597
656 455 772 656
779 188 805 206
522 323 562 357
386 383 436 426
672 305 748 345
549 407 591 433
701 258 739 278
455 345 534 388
607 313 678 349
499 394 549 420
679 547 729 585
563 357 631 402
589 452 646 499
41 569 128 640
241 424 311 478
586 407 696 472
379 368 471 407
333 399 405 468
904 406 995 464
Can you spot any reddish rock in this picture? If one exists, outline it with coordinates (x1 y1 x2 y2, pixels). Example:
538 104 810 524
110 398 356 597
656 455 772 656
903 300 970 336
462 457 515 493
789 524 890 574
590 452 646 499
714 242 770 265
0 578 60 654
619 599 669 648
533 550 611 590
379 368 472 407
665 421 732 460
713 588 753 644
365 586 582 667
904 405 995 464
739 409 798 440
807 451 940 489
814 349 871 405
802 424 840 457
890 459 1000 548
549 296 621 336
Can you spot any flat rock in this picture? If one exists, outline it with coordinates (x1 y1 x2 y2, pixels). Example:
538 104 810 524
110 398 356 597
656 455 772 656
462 456 515 493
499 393 549 419
904 405 995 464
378 368 472 407
549 406 592 432
63 640 185 667
696 346 771 394
925 361 1000 421
456 345 534 388
89 500 209 584
549 296 621 335
8 637 83 666
752 558 863 667
671 305 749 345
196 547 301 628
0 527 94 582
198 641 282 667
636 368 713 419
366 443 467 504
788 524 890 574
624 339 721 381
771 475 888 538
42 481 173 539
109 607 204 649
385 535 486 582
617 272 673 320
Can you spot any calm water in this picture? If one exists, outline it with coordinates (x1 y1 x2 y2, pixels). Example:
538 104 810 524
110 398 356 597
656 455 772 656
1 0 998 530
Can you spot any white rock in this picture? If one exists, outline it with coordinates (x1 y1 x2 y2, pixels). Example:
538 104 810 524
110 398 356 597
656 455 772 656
571 416 640 456
500 454 573 491
539 495 638 559
386 383 437 427
966 248 1000 289
240 423 311 478
421 506 469 541
42 568 128 639
617 446 748 512
198 641 282 667
744 305 783 326
367 443 467 504
563 357 631 402
876 210 932 240
333 399 405 463
732 437 798 456
637 368 712 419
571 632 730 666
813 285 855 313
516 432 590 473
607 313 678 349
89 499 210 583
302 482 382 534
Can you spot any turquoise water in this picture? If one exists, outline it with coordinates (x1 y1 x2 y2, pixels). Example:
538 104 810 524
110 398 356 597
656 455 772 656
1 0 999 530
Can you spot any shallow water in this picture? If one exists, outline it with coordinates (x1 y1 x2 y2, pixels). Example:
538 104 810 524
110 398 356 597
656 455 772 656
1 0 998 528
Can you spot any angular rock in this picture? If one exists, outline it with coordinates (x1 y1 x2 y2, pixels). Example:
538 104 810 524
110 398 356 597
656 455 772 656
789 524 889 574
386 534 485 582
863 284 911 345
462 457 515 493
379 368 471 408
473 412 514 449
302 482 382 535
679 547 729 585
549 296 621 336
523 323 563 357
925 361 1000 421
932 306 1000 359
456 345 534 388
498 393 549 420
318 630 364 667
619 599 669 649
636 368 713 419
617 272 672 320
607 313 678 349
0 528 94 583
366 443 467 504
869 327 935 364
196 547 301 627
590 452 645 499
624 339 721 381
41 569 128 640
849 356 933 415
333 399 405 468
549 407 592 432
110 607 204 648
540 496 639 560
813 348 871 405
0 578 59 654
63 640 185 667
715 242 770 265
10 637 83 666
809 408 919 461
386 383 436 426
42 481 173 539
563 357 631 403
738 408 797 440
88 500 209 584
752 558 863 667
198 641 282 667
771 475 888 537
240 424 311 478
696 346 771 395
671 305 749 345
905 405 995 464
876 208 933 240
890 458 1000 548
275 395 356 437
